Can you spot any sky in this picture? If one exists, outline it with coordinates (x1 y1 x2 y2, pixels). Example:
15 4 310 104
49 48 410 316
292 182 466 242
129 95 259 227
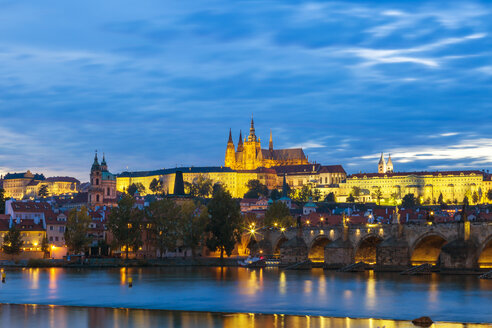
0 0 491 182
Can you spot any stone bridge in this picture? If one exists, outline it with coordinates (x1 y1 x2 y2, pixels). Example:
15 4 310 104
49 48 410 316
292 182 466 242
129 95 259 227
240 222 492 270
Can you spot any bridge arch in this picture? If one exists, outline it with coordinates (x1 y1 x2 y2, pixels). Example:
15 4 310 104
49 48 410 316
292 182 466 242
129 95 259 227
477 235 492 269
308 235 332 262
354 234 383 264
273 235 288 256
410 232 448 265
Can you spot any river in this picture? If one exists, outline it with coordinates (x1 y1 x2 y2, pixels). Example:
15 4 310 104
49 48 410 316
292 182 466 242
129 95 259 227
0 267 491 327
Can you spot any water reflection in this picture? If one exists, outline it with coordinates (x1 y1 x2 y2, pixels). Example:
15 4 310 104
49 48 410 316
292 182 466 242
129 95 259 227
0 267 491 324
0 304 489 328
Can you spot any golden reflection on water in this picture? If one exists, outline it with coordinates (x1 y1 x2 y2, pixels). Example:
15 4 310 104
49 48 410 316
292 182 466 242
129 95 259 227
366 270 376 309
279 271 286 295
0 304 489 328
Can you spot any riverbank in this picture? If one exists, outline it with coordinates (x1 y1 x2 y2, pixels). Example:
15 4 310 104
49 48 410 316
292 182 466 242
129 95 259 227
0 303 490 328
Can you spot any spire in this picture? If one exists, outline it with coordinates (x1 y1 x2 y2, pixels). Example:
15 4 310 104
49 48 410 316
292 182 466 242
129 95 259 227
101 153 107 165
237 130 244 152
101 152 108 171
228 128 233 144
378 152 385 164
91 151 100 172
282 174 288 198
248 114 256 141
269 130 273 151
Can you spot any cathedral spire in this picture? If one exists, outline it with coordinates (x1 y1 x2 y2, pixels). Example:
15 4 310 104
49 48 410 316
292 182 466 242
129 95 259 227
91 151 100 172
248 114 256 141
228 128 233 144
237 130 244 152
269 130 273 151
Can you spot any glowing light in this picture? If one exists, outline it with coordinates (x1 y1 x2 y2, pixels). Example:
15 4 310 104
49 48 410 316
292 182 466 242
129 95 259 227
33 242 38 247
250 229 256 234
274 223 278 227
320 217 324 221
280 227 286 232
306 220 310 225
51 245 56 250
427 222 433 226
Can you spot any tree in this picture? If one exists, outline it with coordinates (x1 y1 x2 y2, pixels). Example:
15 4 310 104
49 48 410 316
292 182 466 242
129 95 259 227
351 187 361 202
179 200 209 257
264 201 295 228
313 188 322 202
149 178 162 194
372 188 383 205
472 191 479 204
146 198 181 258
127 183 146 196
346 194 355 203
244 179 269 199
108 194 144 259
390 191 400 204
401 193 417 208
38 185 49 198
488 189 492 202
324 192 336 203
41 236 50 258
438 193 444 205
463 196 469 206
270 189 282 201
65 206 91 255
0 188 5 214
2 224 24 257
205 184 242 260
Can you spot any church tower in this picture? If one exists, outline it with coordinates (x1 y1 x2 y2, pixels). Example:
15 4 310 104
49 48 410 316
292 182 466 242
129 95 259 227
89 152 104 207
269 130 273 151
378 152 387 174
224 128 236 168
237 130 243 152
386 154 394 173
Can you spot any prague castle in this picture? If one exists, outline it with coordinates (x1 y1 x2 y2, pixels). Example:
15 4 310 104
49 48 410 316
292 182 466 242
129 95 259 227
225 117 309 170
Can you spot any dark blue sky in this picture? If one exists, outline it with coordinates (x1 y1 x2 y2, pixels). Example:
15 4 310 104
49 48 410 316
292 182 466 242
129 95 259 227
0 1 491 182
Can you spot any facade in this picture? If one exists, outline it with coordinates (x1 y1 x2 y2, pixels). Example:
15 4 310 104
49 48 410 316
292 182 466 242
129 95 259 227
25 177 80 199
88 153 117 208
2 171 45 199
225 117 309 170
338 156 488 204
116 166 278 198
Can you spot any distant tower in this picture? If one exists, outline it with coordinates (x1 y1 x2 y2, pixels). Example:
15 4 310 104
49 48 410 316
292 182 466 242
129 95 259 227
89 152 104 207
386 154 394 173
269 130 273 151
224 128 236 168
248 115 257 142
89 152 117 208
378 153 387 174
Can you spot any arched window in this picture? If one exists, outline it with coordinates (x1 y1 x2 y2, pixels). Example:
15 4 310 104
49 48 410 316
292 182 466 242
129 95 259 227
96 194 100 202
107 187 110 196
96 178 99 185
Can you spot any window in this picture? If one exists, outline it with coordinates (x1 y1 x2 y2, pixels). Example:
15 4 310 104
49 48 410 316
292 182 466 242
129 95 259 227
59 226 64 232
55 237 59 241
50 226 54 230
107 187 110 196
96 178 99 185
49 237 53 241
96 194 100 202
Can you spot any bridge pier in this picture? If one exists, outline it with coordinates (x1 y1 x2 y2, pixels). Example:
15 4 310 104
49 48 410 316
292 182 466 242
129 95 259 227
324 239 353 269
440 239 478 270
279 236 308 264
376 238 410 270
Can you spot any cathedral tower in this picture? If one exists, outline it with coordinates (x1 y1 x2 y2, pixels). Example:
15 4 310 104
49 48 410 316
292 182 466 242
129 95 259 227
378 153 387 174
224 129 236 168
386 154 394 173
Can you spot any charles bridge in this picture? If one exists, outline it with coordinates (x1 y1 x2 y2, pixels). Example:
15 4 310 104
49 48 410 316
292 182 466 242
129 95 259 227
240 220 492 270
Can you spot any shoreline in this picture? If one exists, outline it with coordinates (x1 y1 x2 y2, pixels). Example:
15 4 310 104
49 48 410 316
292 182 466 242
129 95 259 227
0 258 490 275
1 302 491 326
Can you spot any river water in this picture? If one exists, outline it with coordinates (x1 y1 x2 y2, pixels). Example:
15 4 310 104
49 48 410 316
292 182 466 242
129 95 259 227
0 267 491 327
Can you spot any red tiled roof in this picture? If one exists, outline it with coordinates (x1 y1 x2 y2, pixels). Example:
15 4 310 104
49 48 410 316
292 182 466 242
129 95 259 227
11 201 52 212
320 165 346 174
14 220 44 231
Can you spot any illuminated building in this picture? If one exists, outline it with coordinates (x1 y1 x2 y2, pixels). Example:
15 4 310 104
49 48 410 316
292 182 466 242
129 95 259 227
116 166 278 198
2 171 79 200
225 117 309 170
2 171 45 199
89 152 117 208
338 156 487 204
